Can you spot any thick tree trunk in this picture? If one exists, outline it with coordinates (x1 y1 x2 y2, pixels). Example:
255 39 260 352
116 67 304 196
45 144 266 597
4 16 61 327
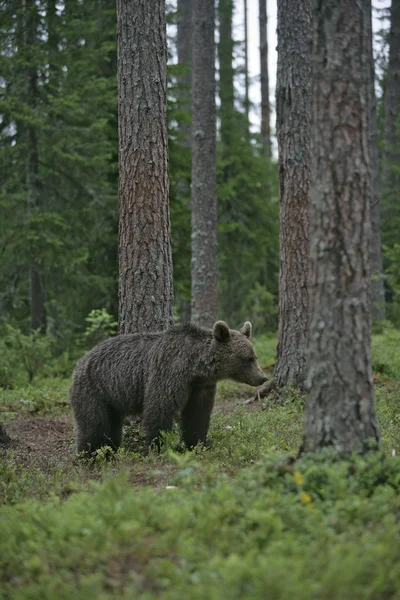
244 0 250 128
303 0 380 454
117 0 174 334
259 0 271 157
367 0 385 322
218 0 235 149
382 0 400 246
191 0 218 328
274 0 311 387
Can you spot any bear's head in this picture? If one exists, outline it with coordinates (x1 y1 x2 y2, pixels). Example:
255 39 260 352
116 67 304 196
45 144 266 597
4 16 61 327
212 321 268 387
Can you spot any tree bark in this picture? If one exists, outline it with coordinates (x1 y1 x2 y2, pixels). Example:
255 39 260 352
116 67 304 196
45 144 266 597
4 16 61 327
259 0 271 157
117 0 174 334
382 0 400 245
274 0 311 387
366 0 385 322
176 0 193 325
303 0 380 454
191 0 218 328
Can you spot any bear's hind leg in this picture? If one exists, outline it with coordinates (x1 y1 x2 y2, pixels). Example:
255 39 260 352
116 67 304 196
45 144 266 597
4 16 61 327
181 385 216 449
75 403 123 456
142 403 175 450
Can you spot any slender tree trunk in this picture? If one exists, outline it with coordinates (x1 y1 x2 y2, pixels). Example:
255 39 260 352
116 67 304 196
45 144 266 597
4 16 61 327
382 0 400 246
244 0 250 128
218 0 235 149
177 0 192 146
259 0 271 157
191 0 218 328
24 0 46 332
367 0 385 322
303 0 380 454
273 0 311 388
117 0 174 334
47 0 59 91
176 0 193 324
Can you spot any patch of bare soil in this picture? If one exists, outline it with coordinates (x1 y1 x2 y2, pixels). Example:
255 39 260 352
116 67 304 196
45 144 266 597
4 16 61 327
3 414 76 472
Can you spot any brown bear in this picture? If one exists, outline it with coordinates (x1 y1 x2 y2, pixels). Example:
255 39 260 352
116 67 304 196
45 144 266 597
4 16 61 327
70 320 267 454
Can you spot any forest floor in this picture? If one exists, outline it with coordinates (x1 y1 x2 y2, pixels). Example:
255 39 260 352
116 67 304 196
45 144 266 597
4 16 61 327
1 329 400 599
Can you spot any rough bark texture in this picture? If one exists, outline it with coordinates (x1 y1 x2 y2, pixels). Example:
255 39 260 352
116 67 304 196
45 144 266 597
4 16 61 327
366 0 385 322
259 0 271 156
218 0 235 149
117 0 174 334
191 0 218 328
274 0 311 387
303 0 380 453
382 0 400 236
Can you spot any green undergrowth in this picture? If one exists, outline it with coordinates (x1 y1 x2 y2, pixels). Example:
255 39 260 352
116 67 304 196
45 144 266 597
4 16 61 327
2 451 400 599
1 328 400 598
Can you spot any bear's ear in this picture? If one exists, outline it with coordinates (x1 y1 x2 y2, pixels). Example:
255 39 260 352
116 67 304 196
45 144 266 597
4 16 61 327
240 321 252 338
213 321 230 343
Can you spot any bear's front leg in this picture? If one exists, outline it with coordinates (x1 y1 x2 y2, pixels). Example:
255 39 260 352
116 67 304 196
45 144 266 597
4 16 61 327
181 384 216 449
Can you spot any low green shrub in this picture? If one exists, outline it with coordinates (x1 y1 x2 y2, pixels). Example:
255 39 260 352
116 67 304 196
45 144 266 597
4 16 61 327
2 452 400 599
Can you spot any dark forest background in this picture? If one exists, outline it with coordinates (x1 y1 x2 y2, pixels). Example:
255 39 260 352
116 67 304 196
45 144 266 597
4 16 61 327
0 0 398 367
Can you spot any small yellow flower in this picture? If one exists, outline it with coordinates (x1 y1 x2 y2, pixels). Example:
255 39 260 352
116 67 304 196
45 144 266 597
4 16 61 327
299 491 313 507
293 471 304 487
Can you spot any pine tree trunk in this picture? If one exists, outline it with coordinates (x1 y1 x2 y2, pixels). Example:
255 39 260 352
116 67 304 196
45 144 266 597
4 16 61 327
259 0 271 157
367 0 385 322
218 0 235 149
176 0 193 325
303 0 380 454
177 0 192 147
382 0 400 245
24 0 46 333
117 0 174 334
191 0 218 328
244 0 250 128
274 0 311 388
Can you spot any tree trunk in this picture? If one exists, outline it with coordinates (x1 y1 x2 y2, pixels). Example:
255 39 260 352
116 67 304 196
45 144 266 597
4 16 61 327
244 0 250 128
273 0 311 388
367 0 385 322
259 0 271 157
191 0 218 328
303 0 380 454
24 0 46 333
382 0 400 247
117 0 174 334
218 0 235 150
176 0 192 325
177 0 192 147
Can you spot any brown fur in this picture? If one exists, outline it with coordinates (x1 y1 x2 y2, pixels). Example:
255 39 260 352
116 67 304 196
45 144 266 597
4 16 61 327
70 321 267 454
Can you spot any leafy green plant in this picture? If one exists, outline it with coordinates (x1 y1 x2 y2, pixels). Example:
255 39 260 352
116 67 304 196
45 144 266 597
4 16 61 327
84 308 118 345
1 325 53 384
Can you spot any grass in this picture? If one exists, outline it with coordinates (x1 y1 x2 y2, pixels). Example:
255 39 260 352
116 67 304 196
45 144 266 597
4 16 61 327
1 326 400 598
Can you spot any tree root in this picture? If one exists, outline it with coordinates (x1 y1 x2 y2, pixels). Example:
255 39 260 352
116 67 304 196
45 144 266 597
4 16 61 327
243 377 278 405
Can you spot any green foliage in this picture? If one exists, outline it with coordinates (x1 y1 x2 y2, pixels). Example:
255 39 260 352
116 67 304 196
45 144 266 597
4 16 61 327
2 451 400 598
0 325 53 385
84 308 118 345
